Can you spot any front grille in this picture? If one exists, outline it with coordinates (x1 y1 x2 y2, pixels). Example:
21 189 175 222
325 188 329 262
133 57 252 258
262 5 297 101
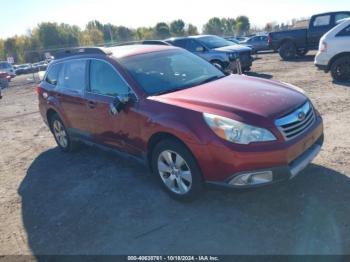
239 52 251 63
275 101 315 141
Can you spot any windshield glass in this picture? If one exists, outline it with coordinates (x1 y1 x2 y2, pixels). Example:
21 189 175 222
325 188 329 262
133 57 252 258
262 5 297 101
119 49 225 96
197 36 234 49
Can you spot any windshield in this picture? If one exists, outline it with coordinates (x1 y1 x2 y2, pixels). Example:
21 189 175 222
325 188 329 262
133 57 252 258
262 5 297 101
197 36 234 49
119 49 225 96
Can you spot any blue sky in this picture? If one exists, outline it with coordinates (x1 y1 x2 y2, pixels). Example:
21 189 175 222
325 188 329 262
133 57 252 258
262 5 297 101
1 0 349 38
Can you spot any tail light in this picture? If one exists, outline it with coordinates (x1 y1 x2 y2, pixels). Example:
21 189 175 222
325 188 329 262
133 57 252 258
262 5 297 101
268 34 272 45
320 41 327 52
36 84 41 96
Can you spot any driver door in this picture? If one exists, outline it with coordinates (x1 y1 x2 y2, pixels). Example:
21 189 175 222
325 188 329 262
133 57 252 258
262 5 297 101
85 59 132 151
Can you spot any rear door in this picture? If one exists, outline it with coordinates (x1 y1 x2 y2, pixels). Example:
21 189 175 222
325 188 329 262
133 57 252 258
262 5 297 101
55 59 90 135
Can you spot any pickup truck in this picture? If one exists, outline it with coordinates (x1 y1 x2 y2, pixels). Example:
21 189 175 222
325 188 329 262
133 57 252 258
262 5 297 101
268 11 350 60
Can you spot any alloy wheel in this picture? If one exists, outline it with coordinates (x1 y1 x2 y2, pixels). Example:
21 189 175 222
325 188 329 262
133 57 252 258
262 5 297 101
157 150 192 195
53 120 68 148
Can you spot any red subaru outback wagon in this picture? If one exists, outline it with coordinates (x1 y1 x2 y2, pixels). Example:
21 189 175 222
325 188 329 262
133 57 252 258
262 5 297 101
38 45 323 200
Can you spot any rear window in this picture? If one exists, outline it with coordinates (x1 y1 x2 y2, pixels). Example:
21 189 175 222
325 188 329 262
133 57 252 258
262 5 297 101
336 25 350 37
313 15 331 26
0 62 11 69
335 13 350 24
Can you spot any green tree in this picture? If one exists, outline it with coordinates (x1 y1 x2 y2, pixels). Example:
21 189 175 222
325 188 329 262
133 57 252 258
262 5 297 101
4 37 17 62
136 27 154 40
170 19 185 36
154 22 171 39
221 18 236 35
186 24 199 35
0 39 5 60
203 17 224 35
236 16 250 36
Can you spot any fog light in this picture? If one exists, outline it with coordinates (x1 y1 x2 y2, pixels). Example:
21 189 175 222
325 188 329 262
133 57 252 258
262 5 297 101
229 171 273 186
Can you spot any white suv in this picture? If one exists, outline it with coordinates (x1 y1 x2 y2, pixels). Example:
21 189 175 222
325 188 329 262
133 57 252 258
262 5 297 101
315 18 350 81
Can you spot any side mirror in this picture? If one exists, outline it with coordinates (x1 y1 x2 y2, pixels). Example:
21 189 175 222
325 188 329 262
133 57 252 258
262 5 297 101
195 46 205 52
109 94 132 115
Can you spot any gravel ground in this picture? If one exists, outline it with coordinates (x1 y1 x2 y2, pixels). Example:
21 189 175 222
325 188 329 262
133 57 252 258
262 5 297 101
1 51 350 255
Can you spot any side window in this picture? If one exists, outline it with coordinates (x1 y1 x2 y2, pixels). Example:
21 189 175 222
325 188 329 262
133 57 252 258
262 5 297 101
45 63 62 85
313 15 331 27
57 60 87 92
336 25 350 37
335 13 350 24
172 39 187 49
186 40 202 52
89 60 129 97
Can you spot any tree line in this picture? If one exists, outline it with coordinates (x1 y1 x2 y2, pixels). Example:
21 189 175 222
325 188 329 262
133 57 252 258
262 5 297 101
0 16 251 64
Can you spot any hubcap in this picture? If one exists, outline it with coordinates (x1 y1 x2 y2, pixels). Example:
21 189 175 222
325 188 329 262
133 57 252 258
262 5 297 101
157 150 192 195
336 61 350 80
53 120 68 148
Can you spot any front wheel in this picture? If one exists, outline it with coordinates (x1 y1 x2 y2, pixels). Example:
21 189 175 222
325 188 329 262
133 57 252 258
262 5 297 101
331 56 350 82
151 139 203 201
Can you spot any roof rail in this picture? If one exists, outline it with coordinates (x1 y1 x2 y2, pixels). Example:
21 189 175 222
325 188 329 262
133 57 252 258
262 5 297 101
54 47 112 59
113 40 170 47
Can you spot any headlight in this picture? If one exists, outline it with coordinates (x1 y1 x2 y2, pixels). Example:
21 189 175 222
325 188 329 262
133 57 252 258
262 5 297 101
203 113 276 144
319 41 327 52
227 53 237 60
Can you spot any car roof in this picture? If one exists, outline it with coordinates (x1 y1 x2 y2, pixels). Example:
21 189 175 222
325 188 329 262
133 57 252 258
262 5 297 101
106 44 178 59
166 35 219 41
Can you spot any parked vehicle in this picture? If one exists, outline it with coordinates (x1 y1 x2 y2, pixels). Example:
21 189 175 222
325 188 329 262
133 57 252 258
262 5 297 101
32 61 48 72
0 61 16 79
268 11 350 60
0 71 10 97
15 63 33 75
166 35 253 73
241 35 272 53
38 46 323 200
225 37 254 52
315 18 350 81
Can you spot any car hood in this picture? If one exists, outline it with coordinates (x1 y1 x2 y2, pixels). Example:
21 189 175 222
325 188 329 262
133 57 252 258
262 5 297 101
150 75 307 121
213 45 252 53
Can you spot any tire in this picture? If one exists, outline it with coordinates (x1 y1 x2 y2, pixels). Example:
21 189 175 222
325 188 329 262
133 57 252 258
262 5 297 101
151 139 203 201
211 60 224 71
49 114 76 152
296 49 308 57
330 56 350 82
279 41 296 60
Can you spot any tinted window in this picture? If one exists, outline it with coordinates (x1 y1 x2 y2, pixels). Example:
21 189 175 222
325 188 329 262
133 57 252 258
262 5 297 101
197 36 233 49
119 49 224 95
313 15 331 26
57 60 87 92
89 60 129 96
172 39 187 49
335 13 350 24
45 63 62 85
186 39 203 52
337 25 350 37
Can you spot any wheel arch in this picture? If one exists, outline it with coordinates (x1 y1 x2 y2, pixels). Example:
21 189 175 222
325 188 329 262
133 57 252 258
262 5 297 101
328 52 350 71
146 132 198 173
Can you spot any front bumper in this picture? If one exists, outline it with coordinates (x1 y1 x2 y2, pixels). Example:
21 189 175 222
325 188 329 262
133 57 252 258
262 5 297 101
206 134 324 188
206 134 323 188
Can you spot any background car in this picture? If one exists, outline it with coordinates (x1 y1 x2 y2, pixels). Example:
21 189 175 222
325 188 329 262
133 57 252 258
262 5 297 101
0 71 10 95
15 63 32 75
268 11 350 60
0 61 16 79
315 18 350 81
166 35 253 73
240 35 272 53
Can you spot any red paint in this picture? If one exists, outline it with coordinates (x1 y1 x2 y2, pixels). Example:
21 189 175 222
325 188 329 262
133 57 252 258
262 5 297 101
38 45 323 183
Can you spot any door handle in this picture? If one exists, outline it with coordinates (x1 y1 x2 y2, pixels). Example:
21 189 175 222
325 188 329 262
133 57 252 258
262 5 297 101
87 101 96 109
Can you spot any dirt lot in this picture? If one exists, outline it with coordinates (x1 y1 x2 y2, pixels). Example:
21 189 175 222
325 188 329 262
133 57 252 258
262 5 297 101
1 51 350 255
